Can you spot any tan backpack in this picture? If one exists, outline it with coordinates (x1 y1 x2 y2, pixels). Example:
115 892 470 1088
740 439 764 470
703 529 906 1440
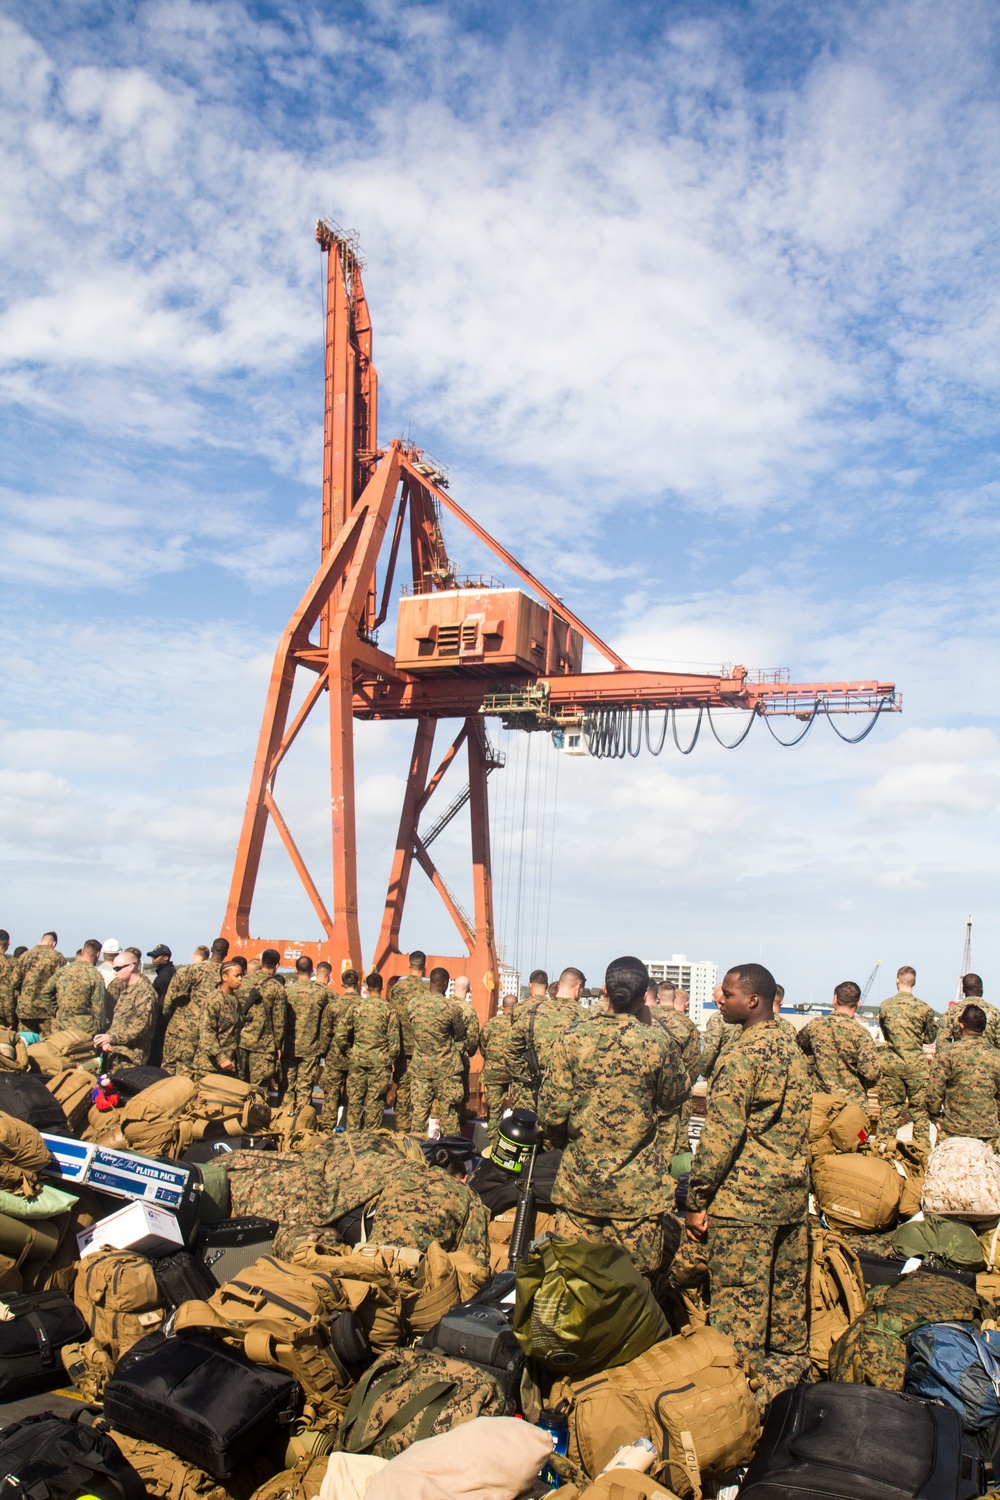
811 1153 901 1231
108 1432 232 1500
922 1136 1000 1220
808 1226 867 1376
0 1113 53 1196
567 1325 760 1498
119 1075 199 1157
65 1247 166 1397
0 1029 29 1073
267 1104 320 1151
172 1254 359 1422
46 1069 98 1133
808 1093 870 1164
865 1137 926 1218
184 1075 271 1140
27 1028 96 1075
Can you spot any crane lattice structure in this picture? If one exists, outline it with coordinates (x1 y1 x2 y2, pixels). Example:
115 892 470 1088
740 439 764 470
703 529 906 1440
220 223 901 1023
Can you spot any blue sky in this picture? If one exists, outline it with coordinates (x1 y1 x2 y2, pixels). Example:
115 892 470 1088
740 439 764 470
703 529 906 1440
1 0 998 1006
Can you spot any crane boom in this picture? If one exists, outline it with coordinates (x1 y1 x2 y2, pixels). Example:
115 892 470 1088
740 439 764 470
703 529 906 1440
861 960 881 1003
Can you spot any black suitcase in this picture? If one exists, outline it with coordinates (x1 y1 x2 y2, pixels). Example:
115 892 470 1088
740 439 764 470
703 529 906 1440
111 1066 171 1100
0 1289 88 1397
197 1216 279 1284
102 1332 301 1479
152 1248 219 1307
0 1410 146 1500
0 1074 71 1136
181 1136 277 1164
738 1383 983 1500
857 1249 978 1291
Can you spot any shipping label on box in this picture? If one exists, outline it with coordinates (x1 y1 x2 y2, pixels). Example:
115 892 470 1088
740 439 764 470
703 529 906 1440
77 1198 184 1258
41 1134 96 1184
88 1146 192 1209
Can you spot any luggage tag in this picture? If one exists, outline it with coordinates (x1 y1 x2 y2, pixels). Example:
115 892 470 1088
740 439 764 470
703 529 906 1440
901 1256 923 1274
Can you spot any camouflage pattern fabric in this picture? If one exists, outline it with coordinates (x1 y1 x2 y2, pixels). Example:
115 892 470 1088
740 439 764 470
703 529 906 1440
926 1035 1000 1139
193 988 239 1080
367 1159 491 1266
162 961 219 1076
341 994 400 1130
0 954 15 1029
335 1346 511 1458
699 1013 740 1080
651 1008 699 1154
538 1011 686 1222
878 992 938 1054
938 999 1000 1050
105 975 158 1069
480 1013 517 1144
509 994 585 1107
796 1012 882 1106
878 1054 931 1147
687 1020 811 1225
706 1219 809 1367
41 960 108 1036
388 976 425 1130
457 1001 481 1059
238 972 285 1089
552 1205 669 1276
408 991 465 1134
828 1270 988 1389
284 977 328 1110
12 944 65 1031
317 987 358 1128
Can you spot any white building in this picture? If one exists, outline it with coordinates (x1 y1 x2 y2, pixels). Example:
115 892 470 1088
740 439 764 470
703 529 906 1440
498 965 521 1001
645 954 718 1026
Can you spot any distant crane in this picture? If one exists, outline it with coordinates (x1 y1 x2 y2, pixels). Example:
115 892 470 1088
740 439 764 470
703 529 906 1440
861 960 881 1004
956 915 972 1002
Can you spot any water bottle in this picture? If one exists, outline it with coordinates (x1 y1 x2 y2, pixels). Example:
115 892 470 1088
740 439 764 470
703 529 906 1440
535 1409 568 1488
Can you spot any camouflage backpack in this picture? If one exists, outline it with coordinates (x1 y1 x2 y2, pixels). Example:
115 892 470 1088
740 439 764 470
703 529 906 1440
335 1345 512 1459
828 1270 991 1390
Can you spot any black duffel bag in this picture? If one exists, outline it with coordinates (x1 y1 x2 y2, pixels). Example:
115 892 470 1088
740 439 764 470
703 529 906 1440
102 1332 301 1479
0 1074 71 1136
0 1289 88 1398
0 1409 145 1500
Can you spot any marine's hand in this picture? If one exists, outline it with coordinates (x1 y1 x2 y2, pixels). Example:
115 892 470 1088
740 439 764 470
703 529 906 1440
685 1209 708 1241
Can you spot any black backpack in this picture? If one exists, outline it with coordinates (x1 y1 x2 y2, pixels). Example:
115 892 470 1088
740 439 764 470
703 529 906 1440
0 1075 70 1137
0 1290 88 1398
0 1411 146 1500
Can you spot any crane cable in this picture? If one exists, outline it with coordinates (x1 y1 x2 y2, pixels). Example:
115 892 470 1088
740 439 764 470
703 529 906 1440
583 697 892 759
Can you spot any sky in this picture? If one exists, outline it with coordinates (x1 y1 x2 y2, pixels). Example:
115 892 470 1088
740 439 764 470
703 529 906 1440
1 0 999 1007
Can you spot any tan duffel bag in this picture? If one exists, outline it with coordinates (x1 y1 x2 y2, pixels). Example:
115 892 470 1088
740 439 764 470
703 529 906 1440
811 1153 901 1232
567 1325 760 1497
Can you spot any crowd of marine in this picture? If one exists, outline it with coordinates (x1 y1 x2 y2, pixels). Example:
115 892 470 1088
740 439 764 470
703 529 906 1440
1 926 997 1399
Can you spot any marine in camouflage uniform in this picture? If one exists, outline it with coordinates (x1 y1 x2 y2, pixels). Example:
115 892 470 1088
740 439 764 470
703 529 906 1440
698 1011 740 1080
41 960 108 1036
238 970 286 1091
162 961 220 1076
877 988 938 1147
12 942 66 1035
408 984 466 1135
796 1012 882 1108
103 974 158 1070
651 1005 700 1157
368 1156 490 1267
538 1007 686 1274
316 979 359 1129
455 994 481 1115
480 1003 517 1145
388 973 425 1130
0 951 16 1029
687 1015 812 1378
510 991 584 1109
937 996 1000 1050
926 1026 1000 1141
283 971 328 1111
193 985 240 1080
338 985 400 1131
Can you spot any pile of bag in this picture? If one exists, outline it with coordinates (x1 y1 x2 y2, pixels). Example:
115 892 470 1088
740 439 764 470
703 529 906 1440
809 1093 925 1236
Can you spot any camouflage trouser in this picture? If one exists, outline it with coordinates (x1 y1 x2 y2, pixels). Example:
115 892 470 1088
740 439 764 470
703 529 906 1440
285 1054 320 1111
319 1066 349 1129
393 1054 413 1130
409 1067 464 1136
19 1013 55 1039
878 1054 930 1147
707 1218 808 1367
483 1074 510 1145
242 1050 277 1092
346 1064 391 1131
162 1011 199 1077
553 1206 667 1276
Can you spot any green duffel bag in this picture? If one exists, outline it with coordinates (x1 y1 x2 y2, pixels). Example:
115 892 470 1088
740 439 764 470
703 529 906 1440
0 1210 63 1264
892 1213 986 1272
513 1233 668 1376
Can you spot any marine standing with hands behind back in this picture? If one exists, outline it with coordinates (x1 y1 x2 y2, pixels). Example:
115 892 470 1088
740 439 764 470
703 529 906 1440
877 965 938 1148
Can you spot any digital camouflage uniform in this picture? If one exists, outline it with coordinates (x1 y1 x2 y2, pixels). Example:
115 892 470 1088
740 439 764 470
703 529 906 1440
316 987 358 1129
877 992 938 1147
926 1035 1000 1140
338 993 400 1131
104 975 158 1070
539 1010 686 1274
12 944 66 1035
937 1000 1000 1050
388 975 424 1130
283 977 327 1111
686 1019 811 1382
480 1012 517 1144
41 960 108 1036
456 1001 481 1111
651 1007 700 1156
161 961 220 1076
510 993 584 1108
368 1157 491 1267
796 1012 882 1108
699 1012 740 1080
0 954 16 1029
408 991 466 1135
193 986 239 1080
238 972 286 1090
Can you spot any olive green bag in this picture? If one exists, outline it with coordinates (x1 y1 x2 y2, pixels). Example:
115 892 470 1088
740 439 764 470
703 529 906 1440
513 1233 669 1376
892 1213 986 1272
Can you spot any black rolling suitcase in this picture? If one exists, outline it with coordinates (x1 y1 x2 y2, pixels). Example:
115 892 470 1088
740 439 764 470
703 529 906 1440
181 1136 277 1164
0 1410 146 1500
102 1332 301 1479
152 1248 219 1307
856 1249 978 1291
737 1383 983 1500
0 1289 88 1397
197 1216 278 1283
0 1074 71 1136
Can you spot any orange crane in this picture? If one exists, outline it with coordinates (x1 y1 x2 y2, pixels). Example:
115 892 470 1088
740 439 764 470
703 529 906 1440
220 222 900 1024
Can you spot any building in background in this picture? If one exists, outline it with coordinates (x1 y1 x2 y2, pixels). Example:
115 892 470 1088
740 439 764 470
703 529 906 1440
645 954 718 1026
499 965 521 1000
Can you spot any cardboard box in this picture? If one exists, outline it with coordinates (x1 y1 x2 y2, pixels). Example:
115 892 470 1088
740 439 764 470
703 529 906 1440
77 1199 184 1258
